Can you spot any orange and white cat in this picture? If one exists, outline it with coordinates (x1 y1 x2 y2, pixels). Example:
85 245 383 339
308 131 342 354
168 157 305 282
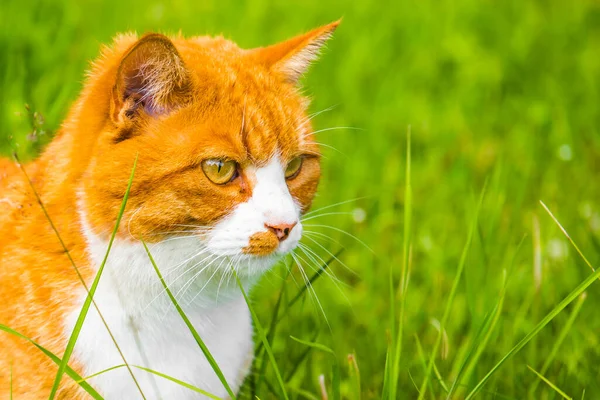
0 21 339 399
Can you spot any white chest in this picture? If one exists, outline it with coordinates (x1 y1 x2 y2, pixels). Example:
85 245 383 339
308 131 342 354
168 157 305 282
65 235 255 399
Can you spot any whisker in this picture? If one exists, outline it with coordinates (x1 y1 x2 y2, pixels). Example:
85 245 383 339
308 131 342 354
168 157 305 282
183 257 227 307
126 206 144 240
148 235 199 248
307 104 338 121
301 211 353 222
302 126 364 139
291 251 330 328
142 251 215 312
297 244 352 309
297 243 344 287
312 141 346 157
302 197 368 218
159 247 213 280
298 105 339 130
303 231 344 247
172 254 220 301
303 224 374 254
169 224 215 230
299 238 357 279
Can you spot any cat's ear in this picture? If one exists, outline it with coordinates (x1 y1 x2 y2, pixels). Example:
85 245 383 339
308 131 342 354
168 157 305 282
110 33 191 124
249 20 340 84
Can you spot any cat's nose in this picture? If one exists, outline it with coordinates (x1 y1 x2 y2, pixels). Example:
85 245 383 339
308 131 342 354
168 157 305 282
265 222 297 242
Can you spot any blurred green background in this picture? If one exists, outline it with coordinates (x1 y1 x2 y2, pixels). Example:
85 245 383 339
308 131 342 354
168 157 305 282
2 0 600 398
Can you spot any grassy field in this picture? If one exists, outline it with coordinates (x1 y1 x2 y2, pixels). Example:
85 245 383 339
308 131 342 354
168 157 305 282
2 0 600 398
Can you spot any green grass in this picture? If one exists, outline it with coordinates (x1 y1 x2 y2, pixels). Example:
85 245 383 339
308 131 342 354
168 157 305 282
2 0 600 398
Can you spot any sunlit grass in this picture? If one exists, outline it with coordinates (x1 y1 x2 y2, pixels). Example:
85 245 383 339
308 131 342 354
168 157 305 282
2 0 600 398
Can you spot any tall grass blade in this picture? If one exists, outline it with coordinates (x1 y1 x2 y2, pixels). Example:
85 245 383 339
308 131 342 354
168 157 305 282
390 126 412 399
450 238 523 400
0 324 103 400
232 269 289 400
465 267 600 399
528 292 587 396
254 265 290 396
414 334 436 397
418 182 487 400
285 328 320 382
446 291 502 399
527 365 572 400
133 365 222 399
540 201 595 272
464 202 597 399
347 353 361 400
49 155 138 400
77 364 221 399
290 336 340 400
141 240 236 399
13 152 144 397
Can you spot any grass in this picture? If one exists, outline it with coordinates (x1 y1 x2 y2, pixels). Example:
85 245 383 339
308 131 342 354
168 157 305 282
49 155 140 400
142 240 236 398
2 0 600 398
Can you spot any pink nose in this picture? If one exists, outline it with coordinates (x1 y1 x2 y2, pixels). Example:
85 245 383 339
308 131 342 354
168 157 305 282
265 222 297 242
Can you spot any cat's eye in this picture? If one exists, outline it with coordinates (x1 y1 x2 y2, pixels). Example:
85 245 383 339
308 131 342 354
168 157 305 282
285 157 303 179
201 159 238 184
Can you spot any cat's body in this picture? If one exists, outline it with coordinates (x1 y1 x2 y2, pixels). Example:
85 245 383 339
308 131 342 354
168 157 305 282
0 23 338 399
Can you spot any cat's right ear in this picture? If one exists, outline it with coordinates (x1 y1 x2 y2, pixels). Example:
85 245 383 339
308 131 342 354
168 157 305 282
110 34 192 126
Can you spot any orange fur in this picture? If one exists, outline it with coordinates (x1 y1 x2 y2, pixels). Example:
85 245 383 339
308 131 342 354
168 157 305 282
0 21 339 398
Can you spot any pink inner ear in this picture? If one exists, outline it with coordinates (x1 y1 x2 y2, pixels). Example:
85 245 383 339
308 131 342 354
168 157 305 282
113 34 192 118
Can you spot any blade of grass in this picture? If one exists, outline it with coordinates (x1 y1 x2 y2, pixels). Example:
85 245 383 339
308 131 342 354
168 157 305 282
13 153 145 398
528 292 587 396
254 264 291 396
291 387 320 400
285 328 320 382
347 353 361 400
418 182 487 400
381 347 391 399
450 236 524 400
77 364 221 399
232 269 289 400
290 336 340 400
390 125 412 400
49 155 139 400
465 267 600 399
540 201 595 272
527 365 572 400
141 240 236 399
413 334 437 397
78 365 128 383
0 324 103 400
447 305 497 397
133 365 222 400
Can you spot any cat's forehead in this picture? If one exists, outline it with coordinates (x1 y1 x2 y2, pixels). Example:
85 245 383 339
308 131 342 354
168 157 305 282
176 99 308 166
170 47 312 163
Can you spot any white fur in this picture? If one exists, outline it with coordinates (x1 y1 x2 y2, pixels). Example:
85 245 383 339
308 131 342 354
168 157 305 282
67 155 301 399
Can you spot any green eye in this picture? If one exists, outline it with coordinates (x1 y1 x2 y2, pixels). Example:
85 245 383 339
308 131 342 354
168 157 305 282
285 157 303 179
201 159 238 184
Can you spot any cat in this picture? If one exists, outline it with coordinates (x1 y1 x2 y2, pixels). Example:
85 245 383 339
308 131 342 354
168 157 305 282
0 20 339 399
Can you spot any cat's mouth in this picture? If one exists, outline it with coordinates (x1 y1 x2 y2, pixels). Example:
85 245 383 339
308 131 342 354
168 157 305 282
242 227 301 257
242 231 280 256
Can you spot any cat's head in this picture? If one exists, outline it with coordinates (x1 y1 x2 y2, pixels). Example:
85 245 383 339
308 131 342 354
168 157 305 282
78 22 339 276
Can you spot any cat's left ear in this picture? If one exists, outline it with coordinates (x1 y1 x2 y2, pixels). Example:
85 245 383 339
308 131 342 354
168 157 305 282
110 33 192 125
249 20 341 84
